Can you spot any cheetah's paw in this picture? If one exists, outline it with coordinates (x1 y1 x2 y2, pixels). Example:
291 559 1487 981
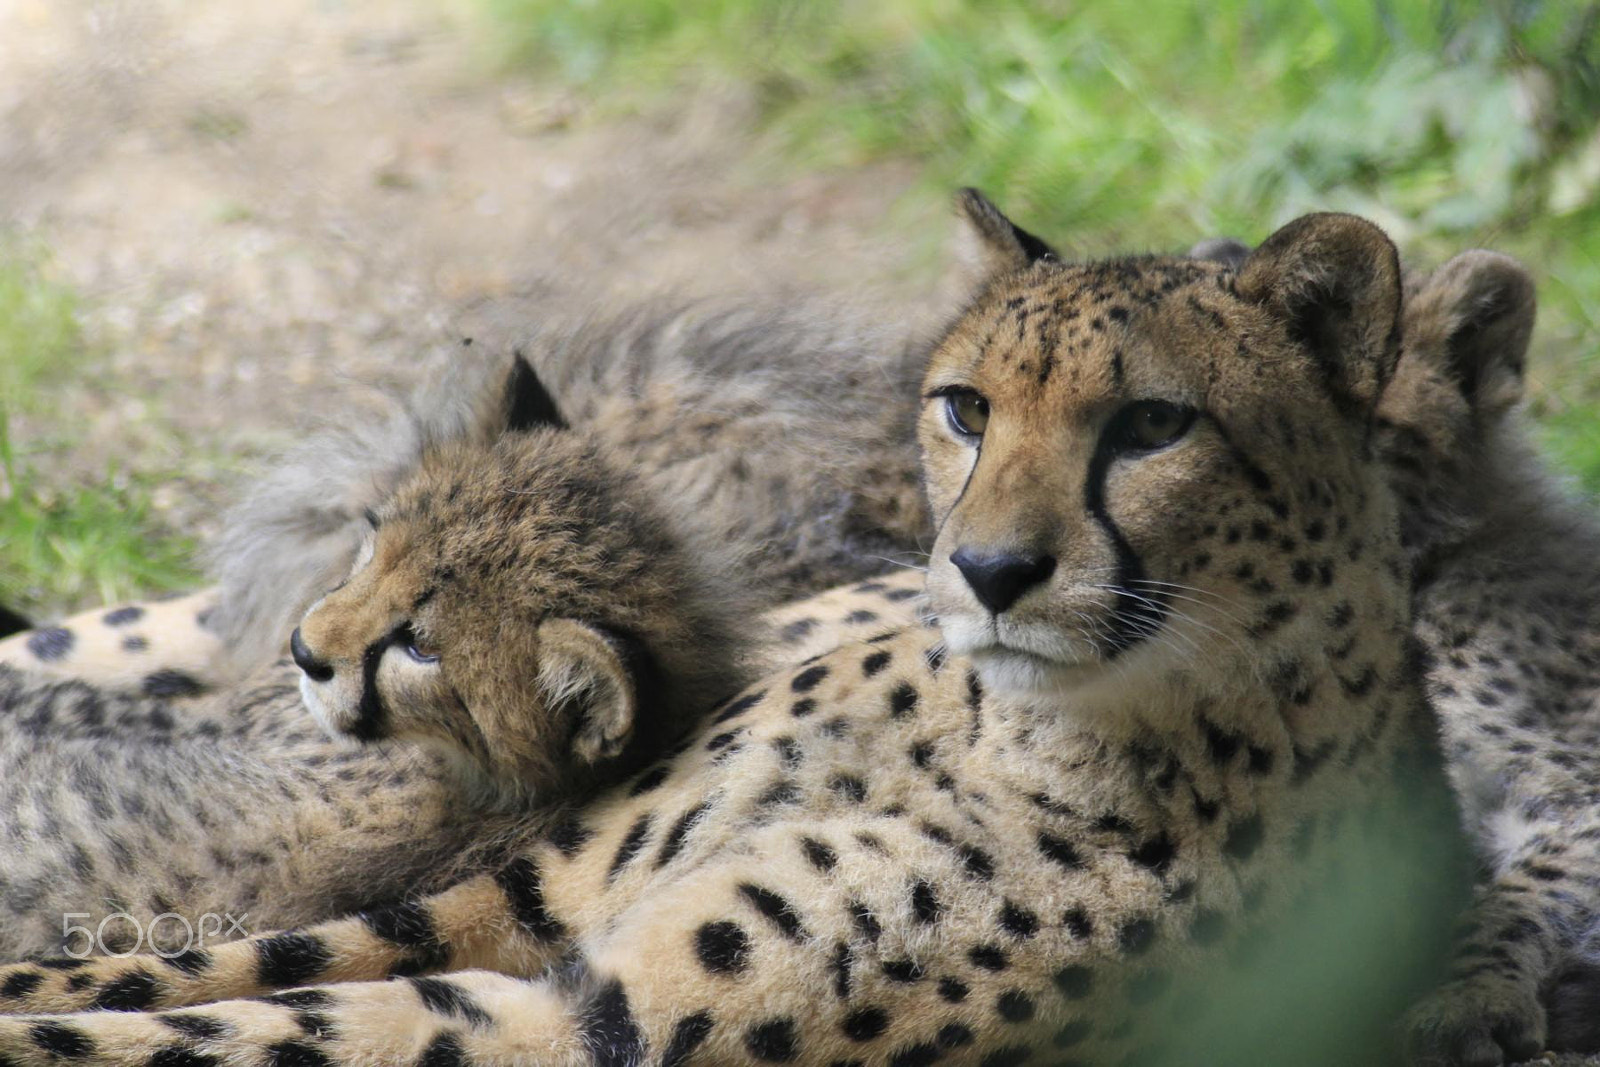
1404 975 1544 1067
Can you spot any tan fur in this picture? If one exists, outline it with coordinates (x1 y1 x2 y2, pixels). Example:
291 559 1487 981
0 197 1472 1067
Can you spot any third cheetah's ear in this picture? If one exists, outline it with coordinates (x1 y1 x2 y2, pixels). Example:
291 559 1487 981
504 353 567 432
1408 250 1535 419
1187 237 1251 271
954 188 1058 279
535 618 651 766
1235 213 1403 417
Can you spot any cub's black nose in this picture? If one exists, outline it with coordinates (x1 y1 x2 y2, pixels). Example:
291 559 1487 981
290 627 334 682
951 548 1057 615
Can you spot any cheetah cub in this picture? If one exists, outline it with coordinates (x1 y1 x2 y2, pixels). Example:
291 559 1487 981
286 358 755 803
0 194 1471 1066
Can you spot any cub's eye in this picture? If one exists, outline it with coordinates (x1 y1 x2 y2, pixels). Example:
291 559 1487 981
396 624 440 665
944 390 991 438
1116 401 1193 451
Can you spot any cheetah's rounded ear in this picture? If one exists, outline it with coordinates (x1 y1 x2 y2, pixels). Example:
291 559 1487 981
1408 250 1534 419
535 618 652 766
504 353 567 433
954 188 1058 280
1235 213 1403 417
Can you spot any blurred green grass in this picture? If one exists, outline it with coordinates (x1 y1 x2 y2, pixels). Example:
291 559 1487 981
484 0 1600 489
0 249 197 618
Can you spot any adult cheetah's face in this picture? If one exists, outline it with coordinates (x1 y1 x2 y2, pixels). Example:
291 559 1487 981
921 191 1405 700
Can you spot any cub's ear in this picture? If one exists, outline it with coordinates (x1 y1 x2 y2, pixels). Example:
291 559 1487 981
1187 237 1251 271
1235 213 1402 416
504 353 567 433
955 188 1058 279
535 618 645 765
1407 250 1534 419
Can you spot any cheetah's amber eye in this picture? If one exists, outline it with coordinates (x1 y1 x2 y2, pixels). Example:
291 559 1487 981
944 390 991 438
1115 400 1194 451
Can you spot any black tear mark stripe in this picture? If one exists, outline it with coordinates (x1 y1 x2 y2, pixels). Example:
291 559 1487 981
1083 422 1165 657
352 624 410 742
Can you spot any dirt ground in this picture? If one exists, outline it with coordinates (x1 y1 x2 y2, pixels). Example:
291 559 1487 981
0 0 931 546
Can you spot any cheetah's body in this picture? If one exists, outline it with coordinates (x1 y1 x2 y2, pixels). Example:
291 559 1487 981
0 202 1472 1066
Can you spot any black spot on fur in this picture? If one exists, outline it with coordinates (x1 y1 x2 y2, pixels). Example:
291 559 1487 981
148 1048 218 1067
889 682 919 719
882 959 925 983
656 802 710 869
579 980 645 1067
791 665 830 693
160 1015 229 1041
142 670 206 698
26 627 75 661
712 691 765 724
1 971 42 998
1038 832 1085 870
745 1018 800 1062
843 1007 890 1042
998 900 1040 939
969 944 1009 971
830 775 868 803
546 814 594 856
103 606 145 626
862 651 892 677
938 976 969 1003
265 1039 333 1067
1119 918 1157 955
629 765 671 796
494 857 567 941
362 900 449 974
256 933 333 988
849 902 882 942
93 970 159 1010
996 990 1036 1022
1053 1020 1092 1048
695 921 751 975
911 881 942 924
1063 906 1093 939
832 940 853 1000
30 1022 93 1058
937 1023 973 1049
801 837 838 871
607 813 654 881
410 977 490 1027
663 1012 714 1067
888 1042 941 1067
738 884 807 941
1128 833 1176 875
416 1032 467 1067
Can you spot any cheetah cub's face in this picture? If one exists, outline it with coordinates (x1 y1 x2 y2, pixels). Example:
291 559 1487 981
923 191 1404 703
290 364 745 802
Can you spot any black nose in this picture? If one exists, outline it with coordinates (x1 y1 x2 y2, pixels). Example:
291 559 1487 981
290 627 334 682
950 548 1057 615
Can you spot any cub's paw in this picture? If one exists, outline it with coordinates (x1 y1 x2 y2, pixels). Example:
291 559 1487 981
1404 976 1544 1067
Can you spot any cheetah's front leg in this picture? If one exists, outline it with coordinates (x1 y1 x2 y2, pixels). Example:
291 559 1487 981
0 864 566 1014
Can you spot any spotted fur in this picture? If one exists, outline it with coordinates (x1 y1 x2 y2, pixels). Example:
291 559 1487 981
0 196 1472 1066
